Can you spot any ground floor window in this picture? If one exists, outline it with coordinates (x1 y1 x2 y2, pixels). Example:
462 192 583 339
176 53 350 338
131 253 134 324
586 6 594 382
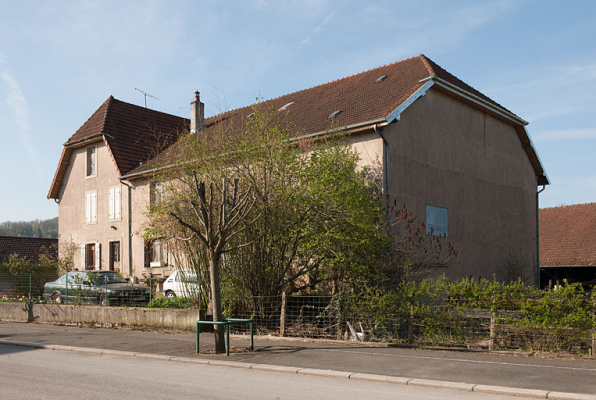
426 205 449 237
145 240 167 268
109 241 121 272
82 243 100 270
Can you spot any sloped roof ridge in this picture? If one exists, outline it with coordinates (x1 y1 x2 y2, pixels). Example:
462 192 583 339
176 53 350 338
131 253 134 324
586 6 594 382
101 95 114 135
418 54 435 76
541 202 596 210
64 95 113 145
205 54 427 120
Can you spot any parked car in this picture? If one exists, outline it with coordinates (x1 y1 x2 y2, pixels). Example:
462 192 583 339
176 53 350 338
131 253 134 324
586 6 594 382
43 271 150 306
162 270 199 298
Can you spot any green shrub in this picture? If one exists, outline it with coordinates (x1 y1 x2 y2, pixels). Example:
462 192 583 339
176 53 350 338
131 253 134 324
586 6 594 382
147 297 189 309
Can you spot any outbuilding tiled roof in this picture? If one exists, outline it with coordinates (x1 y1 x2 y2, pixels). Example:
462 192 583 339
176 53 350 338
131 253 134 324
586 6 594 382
540 203 596 267
0 236 58 263
48 97 188 199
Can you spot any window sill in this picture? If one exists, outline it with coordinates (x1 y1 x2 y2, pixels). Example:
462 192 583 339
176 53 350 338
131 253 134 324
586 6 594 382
150 262 166 268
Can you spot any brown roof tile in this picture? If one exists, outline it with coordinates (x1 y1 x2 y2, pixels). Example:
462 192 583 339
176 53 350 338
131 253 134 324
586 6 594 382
0 236 58 263
540 203 596 267
50 54 546 189
48 98 188 198
128 54 520 176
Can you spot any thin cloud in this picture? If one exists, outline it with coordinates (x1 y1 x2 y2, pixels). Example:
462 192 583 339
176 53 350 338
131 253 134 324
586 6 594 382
1 69 43 181
301 12 335 45
535 128 596 141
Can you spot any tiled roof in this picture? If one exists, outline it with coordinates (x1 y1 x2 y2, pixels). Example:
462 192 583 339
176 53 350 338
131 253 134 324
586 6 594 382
0 236 58 263
48 97 188 199
49 54 547 189
126 54 535 177
540 203 596 267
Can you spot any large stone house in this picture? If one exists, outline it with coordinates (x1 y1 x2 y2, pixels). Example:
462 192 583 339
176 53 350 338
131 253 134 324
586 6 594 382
48 54 548 284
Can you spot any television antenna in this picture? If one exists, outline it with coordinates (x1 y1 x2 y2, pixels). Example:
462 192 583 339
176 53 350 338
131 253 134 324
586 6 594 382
134 87 159 108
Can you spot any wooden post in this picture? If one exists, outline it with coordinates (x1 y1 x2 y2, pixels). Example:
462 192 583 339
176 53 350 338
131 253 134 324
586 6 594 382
489 311 496 351
280 292 287 337
408 305 414 345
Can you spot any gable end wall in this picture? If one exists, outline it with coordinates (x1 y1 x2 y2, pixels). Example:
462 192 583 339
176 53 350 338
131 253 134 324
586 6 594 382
387 89 537 282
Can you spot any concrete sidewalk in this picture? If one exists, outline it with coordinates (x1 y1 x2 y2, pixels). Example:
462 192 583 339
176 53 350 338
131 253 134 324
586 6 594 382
2 321 596 399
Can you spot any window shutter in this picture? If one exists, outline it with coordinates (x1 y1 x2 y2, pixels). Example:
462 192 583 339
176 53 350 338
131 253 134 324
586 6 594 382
109 188 114 220
95 243 101 270
115 187 121 219
81 245 86 269
91 192 97 222
85 193 91 223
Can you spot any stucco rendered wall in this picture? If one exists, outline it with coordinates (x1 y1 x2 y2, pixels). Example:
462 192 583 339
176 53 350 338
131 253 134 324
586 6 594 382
58 141 129 274
385 89 537 282
0 303 200 331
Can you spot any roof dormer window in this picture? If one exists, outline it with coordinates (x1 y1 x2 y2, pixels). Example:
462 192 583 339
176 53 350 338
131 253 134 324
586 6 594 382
279 102 294 111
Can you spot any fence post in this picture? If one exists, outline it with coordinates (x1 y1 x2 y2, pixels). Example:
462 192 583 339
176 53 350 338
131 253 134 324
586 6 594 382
489 293 496 351
408 305 414 344
489 311 496 351
592 328 595 357
149 273 153 305
280 292 287 337
28 273 32 303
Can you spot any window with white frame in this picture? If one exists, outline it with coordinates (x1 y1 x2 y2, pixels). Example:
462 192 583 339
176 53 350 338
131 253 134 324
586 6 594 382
150 181 162 207
145 240 167 268
86 146 97 177
108 186 121 220
81 243 100 270
85 191 97 223
426 205 448 237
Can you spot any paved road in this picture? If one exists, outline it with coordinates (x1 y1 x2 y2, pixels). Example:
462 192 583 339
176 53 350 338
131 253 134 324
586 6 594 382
0 344 545 400
2 321 596 398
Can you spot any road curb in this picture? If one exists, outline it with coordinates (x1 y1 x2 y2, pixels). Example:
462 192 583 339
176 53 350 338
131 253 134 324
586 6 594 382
2 339 596 400
473 384 549 398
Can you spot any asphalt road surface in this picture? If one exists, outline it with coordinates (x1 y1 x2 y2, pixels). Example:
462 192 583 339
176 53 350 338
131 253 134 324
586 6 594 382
0 344 544 400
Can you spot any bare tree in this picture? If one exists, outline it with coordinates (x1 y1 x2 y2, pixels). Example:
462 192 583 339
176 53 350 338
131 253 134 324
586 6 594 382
167 175 255 353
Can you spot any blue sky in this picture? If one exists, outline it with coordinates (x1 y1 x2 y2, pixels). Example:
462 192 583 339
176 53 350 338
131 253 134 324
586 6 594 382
1 0 595 222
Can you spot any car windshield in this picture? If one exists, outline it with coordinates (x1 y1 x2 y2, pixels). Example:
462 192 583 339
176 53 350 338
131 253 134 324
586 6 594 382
93 273 128 285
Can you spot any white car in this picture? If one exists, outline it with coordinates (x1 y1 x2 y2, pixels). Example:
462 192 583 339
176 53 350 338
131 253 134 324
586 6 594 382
162 270 200 298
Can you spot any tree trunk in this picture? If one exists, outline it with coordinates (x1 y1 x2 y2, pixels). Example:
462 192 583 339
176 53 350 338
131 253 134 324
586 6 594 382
209 253 226 353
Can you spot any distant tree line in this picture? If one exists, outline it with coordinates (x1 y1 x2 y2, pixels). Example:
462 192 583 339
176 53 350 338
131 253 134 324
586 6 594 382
0 217 58 239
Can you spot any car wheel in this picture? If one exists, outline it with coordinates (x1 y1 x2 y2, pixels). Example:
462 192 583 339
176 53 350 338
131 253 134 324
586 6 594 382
53 293 62 304
165 291 176 299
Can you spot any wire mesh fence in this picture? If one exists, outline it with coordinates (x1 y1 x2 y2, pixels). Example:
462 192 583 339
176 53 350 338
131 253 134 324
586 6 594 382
227 294 596 354
2 271 595 354
0 272 154 307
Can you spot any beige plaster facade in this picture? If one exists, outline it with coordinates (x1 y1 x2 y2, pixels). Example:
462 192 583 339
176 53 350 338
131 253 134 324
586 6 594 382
51 55 546 285
57 141 175 281
381 89 537 281
55 89 539 283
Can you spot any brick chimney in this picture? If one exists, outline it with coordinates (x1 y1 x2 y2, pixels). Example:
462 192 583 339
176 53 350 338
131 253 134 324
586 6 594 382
190 91 205 133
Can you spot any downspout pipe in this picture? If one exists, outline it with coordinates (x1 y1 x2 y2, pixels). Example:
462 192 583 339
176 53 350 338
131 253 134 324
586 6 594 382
536 184 546 288
373 124 390 203
119 178 134 279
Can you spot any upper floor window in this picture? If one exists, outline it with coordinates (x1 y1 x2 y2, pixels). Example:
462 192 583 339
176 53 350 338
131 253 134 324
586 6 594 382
426 205 448 237
108 186 121 220
86 146 97 177
150 182 163 207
